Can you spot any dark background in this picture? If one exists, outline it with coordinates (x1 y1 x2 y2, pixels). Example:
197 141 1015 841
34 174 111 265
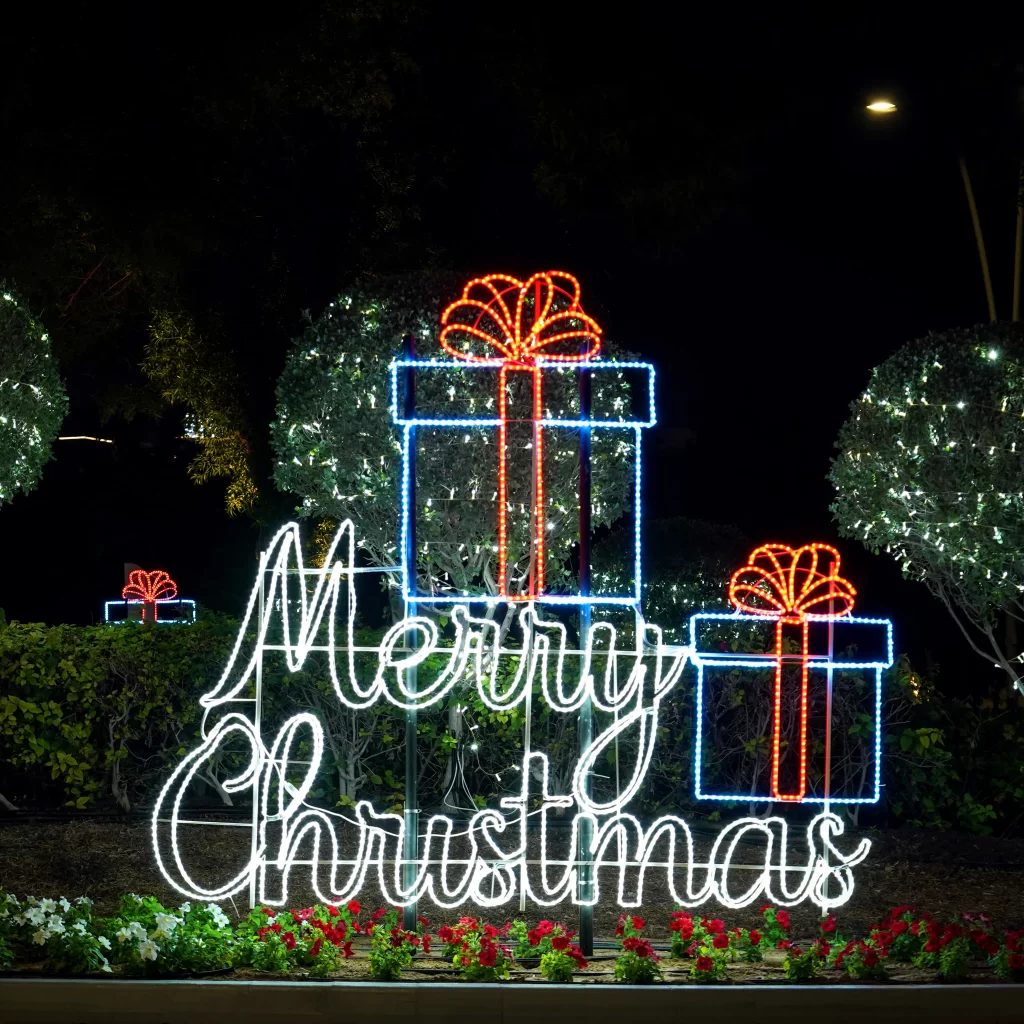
2 8 1023 689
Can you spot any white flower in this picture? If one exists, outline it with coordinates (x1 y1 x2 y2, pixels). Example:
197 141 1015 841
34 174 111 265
206 904 230 928
73 920 88 935
0 908 8 920
115 927 132 944
39 899 56 913
32 928 49 945
98 935 111 949
58 897 71 912
75 896 93 908
154 913 179 936
138 939 159 961
48 918 66 935
178 902 192 915
101 960 113 973
128 921 147 940
25 907 45 926
13 915 25 926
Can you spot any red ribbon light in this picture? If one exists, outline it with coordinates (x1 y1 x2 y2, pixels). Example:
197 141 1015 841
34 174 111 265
440 272 602 600
123 569 178 623
728 544 856 801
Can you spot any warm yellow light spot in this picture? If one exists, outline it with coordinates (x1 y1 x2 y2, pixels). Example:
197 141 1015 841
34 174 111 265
866 99 897 113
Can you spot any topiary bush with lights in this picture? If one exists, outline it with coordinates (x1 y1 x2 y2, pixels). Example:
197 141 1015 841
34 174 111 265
0 283 68 508
830 323 1024 690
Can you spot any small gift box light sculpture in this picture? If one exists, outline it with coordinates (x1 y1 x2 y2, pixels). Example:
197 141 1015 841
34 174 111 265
104 569 196 624
689 543 893 804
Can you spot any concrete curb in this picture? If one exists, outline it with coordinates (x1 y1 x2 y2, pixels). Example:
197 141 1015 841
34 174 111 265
2 977 1021 1024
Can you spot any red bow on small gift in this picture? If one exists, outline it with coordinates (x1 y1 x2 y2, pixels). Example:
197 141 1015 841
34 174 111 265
439 272 602 599
729 544 856 801
123 569 178 623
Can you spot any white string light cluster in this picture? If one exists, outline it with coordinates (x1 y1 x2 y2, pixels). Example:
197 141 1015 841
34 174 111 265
153 518 873 914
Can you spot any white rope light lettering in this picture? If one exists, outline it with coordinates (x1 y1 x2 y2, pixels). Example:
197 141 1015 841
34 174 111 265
153 518 873 914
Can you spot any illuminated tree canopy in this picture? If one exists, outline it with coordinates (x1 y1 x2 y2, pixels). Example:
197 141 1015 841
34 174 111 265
829 323 1024 689
0 283 68 508
271 274 637 599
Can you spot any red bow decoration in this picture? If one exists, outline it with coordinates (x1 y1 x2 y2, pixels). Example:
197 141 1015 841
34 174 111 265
123 569 178 623
728 544 856 801
439 272 602 599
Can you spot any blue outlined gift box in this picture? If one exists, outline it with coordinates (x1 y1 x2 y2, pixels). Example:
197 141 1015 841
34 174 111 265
688 543 893 805
389 357 655 606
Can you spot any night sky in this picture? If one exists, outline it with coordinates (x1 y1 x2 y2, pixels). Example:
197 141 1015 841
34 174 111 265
2 10 1022 689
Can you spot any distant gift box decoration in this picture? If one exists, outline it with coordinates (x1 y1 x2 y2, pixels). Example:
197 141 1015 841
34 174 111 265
391 270 656 604
105 569 196 624
689 543 893 804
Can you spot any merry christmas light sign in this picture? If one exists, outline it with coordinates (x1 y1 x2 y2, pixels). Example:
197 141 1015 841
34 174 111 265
154 271 889 914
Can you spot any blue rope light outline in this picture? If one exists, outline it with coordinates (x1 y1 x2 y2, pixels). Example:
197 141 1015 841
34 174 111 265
104 599 197 624
688 611 893 805
393 359 654 606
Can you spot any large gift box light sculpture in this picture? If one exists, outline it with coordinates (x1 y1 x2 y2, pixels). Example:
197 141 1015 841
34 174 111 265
154 270 888 919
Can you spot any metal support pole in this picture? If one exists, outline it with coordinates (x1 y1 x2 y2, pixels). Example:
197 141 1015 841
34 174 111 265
577 354 594 956
248 565 265 909
401 333 419 931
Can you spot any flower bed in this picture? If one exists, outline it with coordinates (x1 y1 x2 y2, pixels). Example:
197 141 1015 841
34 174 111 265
1 888 1021 985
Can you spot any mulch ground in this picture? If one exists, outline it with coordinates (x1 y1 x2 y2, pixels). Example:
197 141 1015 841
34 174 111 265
2 816 1023 942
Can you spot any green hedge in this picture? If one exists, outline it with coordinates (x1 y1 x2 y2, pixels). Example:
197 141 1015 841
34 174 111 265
0 616 239 809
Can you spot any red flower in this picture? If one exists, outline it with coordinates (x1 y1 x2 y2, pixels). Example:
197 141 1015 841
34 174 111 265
418 915 430 929
483 924 499 939
863 949 879 968
261 908 277 918
347 900 361 916
343 940 353 958
311 937 323 957
1009 953 1024 970
821 913 837 934
777 939 792 950
438 926 455 944
892 921 908 936
528 930 541 946
478 943 497 968
712 933 729 950
759 904 773 913
371 908 387 922
775 911 790 930
537 920 554 936
632 916 645 931
704 918 725 935
749 930 761 946
696 956 714 972
815 940 831 959
292 907 313 923
791 946 804 957
552 935 570 951
423 935 431 955
282 931 296 950
270 922 282 934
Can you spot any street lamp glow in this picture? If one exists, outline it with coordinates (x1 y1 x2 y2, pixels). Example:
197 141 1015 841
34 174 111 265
866 99 897 114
